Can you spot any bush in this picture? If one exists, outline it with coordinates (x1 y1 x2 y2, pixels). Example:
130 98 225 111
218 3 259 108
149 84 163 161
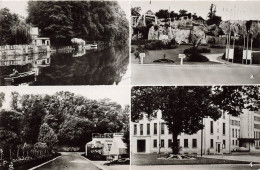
210 44 225 48
252 52 260 64
184 47 209 62
184 47 211 54
144 40 178 50
144 40 165 50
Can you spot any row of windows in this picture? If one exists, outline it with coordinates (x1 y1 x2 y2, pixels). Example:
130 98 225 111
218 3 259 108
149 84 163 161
153 139 197 148
153 139 227 149
134 123 171 136
210 121 226 135
231 120 240 126
232 128 240 138
232 140 239 146
254 116 260 122
254 131 260 139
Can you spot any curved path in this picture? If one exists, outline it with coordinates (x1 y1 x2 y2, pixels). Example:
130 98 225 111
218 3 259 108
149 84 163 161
203 53 225 64
32 152 101 170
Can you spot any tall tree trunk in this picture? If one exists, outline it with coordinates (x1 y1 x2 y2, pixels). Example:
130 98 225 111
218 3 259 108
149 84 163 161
251 39 253 64
243 35 245 64
232 36 235 63
246 35 249 64
171 132 179 154
17 147 19 159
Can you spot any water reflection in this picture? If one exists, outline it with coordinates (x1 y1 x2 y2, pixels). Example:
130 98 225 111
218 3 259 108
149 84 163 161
0 46 129 85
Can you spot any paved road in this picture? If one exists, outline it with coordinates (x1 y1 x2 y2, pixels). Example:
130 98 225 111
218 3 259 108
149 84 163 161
131 64 260 85
132 164 260 170
204 154 260 163
34 152 101 170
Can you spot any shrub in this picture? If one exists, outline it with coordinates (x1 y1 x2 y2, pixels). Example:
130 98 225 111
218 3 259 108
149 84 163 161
184 47 211 54
252 52 260 64
144 40 165 50
184 47 209 62
144 39 178 50
210 44 225 48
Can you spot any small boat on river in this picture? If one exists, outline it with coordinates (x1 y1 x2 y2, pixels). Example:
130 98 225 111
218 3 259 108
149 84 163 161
4 71 36 85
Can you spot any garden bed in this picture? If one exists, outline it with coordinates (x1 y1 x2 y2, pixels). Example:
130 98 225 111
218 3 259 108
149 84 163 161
0 153 61 170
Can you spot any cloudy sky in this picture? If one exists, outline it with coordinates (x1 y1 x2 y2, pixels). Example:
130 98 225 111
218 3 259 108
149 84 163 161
1 0 130 18
0 86 130 109
131 0 260 21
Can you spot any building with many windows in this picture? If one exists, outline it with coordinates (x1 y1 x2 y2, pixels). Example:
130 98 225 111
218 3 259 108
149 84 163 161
131 109 260 155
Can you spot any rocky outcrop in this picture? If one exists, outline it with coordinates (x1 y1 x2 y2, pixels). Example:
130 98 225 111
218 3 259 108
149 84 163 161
146 24 207 44
148 26 160 40
172 29 191 44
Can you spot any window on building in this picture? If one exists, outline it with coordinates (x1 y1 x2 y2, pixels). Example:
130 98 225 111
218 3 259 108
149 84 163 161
232 140 234 145
184 139 188 148
232 129 234 138
147 123 150 135
236 140 238 145
235 129 237 138
238 129 240 138
161 139 164 148
223 140 226 149
161 123 165 134
168 139 172 148
210 121 213 134
223 123 226 135
154 123 157 135
168 128 172 134
140 124 143 135
192 139 197 148
153 140 157 148
134 124 137 135
210 139 214 148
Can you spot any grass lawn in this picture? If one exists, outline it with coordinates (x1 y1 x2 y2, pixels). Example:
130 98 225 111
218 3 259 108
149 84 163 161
131 154 259 165
132 44 226 64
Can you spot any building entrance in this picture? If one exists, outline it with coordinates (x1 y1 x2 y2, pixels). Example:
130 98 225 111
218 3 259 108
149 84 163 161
137 139 146 152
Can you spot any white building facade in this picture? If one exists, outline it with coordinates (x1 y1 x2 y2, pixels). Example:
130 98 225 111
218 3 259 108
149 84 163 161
131 110 260 155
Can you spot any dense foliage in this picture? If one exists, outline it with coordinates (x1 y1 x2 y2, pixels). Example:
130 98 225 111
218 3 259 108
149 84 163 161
0 91 129 161
27 1 129 47
144 40 178 50
0 8 31 45
132 86 259 154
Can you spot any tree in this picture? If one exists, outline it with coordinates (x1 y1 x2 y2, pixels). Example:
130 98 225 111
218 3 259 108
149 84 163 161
38 123 58 148
27 1 129 47
179 10 187 16
131 86 259 154
10 91 20 111
155 10 170 19
206 4 222 26
131 7 141 16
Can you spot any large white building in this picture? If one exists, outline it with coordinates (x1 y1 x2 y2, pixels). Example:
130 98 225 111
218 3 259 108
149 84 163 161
131 110 260 155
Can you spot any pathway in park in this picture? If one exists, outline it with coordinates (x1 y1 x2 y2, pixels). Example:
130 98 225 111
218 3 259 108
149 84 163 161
32 152 101 170
204 53 225 63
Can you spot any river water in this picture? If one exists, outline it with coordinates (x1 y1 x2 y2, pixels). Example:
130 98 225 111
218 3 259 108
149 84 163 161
0 46 129 85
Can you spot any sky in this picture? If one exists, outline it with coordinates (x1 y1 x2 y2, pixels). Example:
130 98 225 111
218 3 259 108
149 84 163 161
0 86 130 109
0 0 130 18
131 0 260 21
